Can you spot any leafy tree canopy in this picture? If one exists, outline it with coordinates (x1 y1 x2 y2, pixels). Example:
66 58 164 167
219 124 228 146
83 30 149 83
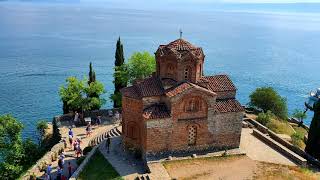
0 115 29 179
59 76 106 112
249 87 288 119
292 109 307 121
114 51 156 85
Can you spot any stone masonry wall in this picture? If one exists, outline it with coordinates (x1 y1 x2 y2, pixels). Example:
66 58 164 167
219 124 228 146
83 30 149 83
145 118 173 152
122 96 144 150
207 111 243 148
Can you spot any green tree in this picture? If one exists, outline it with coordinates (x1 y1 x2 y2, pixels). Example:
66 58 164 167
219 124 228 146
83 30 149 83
59 77 86 112
114 51 156 84
127 51 156 83
21 138 42 169
88 62 96 85
59 76 106 113
113 37 126 108
305 101 320 160
0 115 24 179
84 81 106 110
256 111 273 126
111 51 155 107
36 120 48 146
249 87 288 119
292 109 307 126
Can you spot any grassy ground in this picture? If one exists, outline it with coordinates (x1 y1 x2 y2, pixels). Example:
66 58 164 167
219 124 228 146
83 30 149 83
78 150 123 180
254 162 319 180
267 118 295 135
248 113 308 149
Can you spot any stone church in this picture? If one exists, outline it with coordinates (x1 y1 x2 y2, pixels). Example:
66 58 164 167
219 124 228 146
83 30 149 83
121 38 244 160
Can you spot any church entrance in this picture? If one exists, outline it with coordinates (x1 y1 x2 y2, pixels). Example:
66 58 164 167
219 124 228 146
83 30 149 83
188 125 197 146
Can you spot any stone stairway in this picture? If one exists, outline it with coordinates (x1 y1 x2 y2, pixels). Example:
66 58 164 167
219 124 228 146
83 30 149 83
89 125 122 147
135 174 151 180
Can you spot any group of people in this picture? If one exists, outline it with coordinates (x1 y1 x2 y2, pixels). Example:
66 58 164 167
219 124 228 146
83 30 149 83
44 152 73 180
68 128 83 158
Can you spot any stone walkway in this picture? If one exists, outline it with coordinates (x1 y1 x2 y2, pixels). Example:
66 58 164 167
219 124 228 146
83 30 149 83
99 136 147 180
240 128 296 166
37 122 116 179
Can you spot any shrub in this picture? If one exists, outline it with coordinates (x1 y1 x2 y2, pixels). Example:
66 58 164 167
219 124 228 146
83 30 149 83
83 146 93 156
291 132 305 149
76 156 86 165
256 111 272 126
249 87 288 119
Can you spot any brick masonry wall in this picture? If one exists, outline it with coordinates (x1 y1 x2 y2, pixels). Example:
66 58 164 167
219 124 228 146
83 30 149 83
143 89 243 155
146 118 172 152
122 96 144 150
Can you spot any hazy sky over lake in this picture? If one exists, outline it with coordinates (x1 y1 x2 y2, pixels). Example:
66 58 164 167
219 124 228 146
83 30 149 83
83 0 320 3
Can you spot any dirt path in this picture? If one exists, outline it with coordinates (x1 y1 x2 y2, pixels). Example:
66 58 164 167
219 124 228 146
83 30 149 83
164 156 258 180
164 155 320 180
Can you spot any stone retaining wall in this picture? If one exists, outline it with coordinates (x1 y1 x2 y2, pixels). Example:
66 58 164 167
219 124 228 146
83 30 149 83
244 118 268 134
253 129 307 167
21 142 65 179
56 108 121 123
245 118 320 168
69 145 99 179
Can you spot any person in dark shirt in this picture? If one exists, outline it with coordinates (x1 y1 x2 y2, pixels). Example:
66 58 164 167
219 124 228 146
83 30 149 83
106 135 111 153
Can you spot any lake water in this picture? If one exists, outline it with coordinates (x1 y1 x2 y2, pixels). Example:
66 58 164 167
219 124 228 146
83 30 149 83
0 2 320 138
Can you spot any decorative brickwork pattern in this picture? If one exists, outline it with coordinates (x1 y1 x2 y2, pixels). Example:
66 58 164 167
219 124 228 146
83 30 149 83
121 38 244 160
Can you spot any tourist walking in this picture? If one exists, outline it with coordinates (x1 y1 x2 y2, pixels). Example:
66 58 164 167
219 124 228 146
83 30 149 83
68 135 73 149
73 111 79 125
44 172 50 180
62 138 67 149
46 163 52 180
76 144 82 158
86 123 92 137
106 135 111 153
68 128 73 138
96 115 102 125
56 167 62 180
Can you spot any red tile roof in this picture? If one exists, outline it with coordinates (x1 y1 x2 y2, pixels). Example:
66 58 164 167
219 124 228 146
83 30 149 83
121 86 141 99
198 75 236 92
166 38 197 51
158 39 204 59
215 99 244 113
143 104 170 120
165 81 216 98
121 76 164 99
165 82 192 97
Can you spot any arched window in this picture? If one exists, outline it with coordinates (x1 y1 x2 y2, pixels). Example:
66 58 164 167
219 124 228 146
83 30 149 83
188 125 197 146
185 98 201 112
166 64 174 78
184 66 191 80
127 122 138 139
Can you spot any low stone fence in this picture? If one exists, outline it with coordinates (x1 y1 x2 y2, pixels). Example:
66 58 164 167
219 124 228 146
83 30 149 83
244 118 268 134
287 117 309 131
55 108 122 126
245 118 320 168
21 141 65 179
69 145 99 179
253 129 307 167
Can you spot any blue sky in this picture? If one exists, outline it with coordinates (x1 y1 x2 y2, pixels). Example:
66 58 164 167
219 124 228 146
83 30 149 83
83 0 320 3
